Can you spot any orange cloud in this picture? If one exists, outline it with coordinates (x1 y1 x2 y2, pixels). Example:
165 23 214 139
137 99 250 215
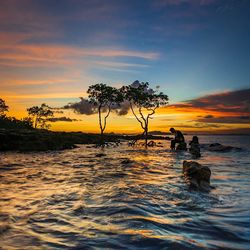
0 78 79 87
0 42 159 65
153 89 250 132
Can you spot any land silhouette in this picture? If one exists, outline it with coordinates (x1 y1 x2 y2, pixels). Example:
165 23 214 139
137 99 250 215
1 81 247 152
0 81 169 151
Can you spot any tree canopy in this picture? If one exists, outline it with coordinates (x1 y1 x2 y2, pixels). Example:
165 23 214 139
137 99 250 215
0 98 9 117
27 103 54 129
121 80 169 146
87 83 123 140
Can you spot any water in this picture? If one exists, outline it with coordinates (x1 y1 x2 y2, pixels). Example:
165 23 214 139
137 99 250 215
0 135 250 250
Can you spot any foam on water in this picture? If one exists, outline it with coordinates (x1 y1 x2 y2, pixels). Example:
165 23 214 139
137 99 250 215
0 135 250 249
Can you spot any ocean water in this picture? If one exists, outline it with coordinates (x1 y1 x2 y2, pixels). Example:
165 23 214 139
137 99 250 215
0 135 249 250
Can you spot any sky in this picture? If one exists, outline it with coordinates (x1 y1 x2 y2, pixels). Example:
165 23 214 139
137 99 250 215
0 0 250 133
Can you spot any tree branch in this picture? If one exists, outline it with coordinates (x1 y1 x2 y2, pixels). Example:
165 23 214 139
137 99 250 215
139 107 146 122
103 105 111 131
147 107 156 119
130 102 145 129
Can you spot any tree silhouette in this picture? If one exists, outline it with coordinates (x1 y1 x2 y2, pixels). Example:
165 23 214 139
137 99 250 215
27 103 54 129
0 98 9 117
121 80 168 147
87 83 123 143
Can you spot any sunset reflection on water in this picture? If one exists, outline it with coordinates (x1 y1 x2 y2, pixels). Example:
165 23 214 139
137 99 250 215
0 136 250 249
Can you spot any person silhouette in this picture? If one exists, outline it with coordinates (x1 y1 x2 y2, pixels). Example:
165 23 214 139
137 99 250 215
189 136 201 158
169 127 186 150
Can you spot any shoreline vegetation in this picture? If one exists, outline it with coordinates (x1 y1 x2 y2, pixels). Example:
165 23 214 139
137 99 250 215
1 127 249 152
0 128 169 152
0 81 170 150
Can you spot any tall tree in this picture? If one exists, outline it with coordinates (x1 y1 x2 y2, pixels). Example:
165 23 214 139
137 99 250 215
0 98 9 117
87 83 123 142
27 103 54 129
121 80 168 147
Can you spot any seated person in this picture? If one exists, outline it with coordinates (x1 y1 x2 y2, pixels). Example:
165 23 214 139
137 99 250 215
169 127 186 150
189 136 201 157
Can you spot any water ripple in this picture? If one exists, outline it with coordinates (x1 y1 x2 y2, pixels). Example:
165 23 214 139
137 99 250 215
0 136 250 249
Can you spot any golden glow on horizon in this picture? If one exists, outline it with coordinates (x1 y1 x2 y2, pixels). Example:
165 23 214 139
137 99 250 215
4 97 249 134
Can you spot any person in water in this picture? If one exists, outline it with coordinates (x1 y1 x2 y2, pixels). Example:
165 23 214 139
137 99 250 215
189 136 201 158
169 127 186 150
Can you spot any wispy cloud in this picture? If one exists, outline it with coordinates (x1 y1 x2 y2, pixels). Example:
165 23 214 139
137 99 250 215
0 78 79 87
47 116 79 122
163 89 250 125
197 115 250 124
172 122 222 129
169 89 250 113
0 0 159 73
0 42 159 70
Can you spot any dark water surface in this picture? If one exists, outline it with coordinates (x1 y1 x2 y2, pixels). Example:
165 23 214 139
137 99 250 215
0 135 250 249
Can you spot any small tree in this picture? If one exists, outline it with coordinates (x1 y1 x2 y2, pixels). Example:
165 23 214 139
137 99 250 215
121 80 168 147
21 117 34 128
27 103 54 129
87 83 123 143
0 98 9 117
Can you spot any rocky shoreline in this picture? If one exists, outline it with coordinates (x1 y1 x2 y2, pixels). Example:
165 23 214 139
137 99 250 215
0 128 167 152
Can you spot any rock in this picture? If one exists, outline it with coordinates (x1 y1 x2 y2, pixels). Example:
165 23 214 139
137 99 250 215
189 145 201 158
208 143 241 152
147 140 156 147
190 150 201 158
95 153 106 157
128 140 136 146
183 160 212 192
121 158 134 164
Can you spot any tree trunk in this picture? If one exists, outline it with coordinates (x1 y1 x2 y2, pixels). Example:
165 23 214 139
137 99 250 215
100 129 104 145
34 116 38 128
98 106 104 145
145 123 148 148
144 120 148 148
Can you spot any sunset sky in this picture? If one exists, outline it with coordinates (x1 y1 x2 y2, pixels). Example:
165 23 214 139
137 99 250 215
1 0 250 133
